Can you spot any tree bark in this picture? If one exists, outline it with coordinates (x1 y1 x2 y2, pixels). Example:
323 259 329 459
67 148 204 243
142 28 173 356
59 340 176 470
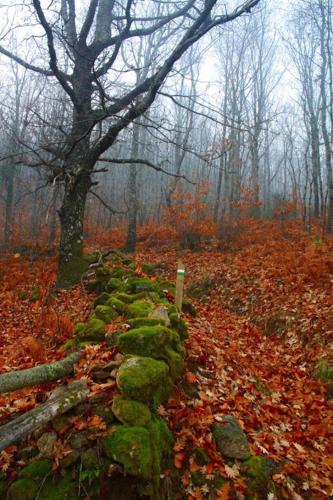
0 351 82 394
57 174 91 288
0 380 89 451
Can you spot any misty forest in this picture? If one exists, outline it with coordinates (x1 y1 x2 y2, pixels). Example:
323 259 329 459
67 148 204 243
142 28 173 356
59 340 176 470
0 1 332 499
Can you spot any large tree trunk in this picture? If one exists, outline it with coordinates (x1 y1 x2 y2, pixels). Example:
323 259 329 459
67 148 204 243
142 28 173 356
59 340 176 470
57 173 91 288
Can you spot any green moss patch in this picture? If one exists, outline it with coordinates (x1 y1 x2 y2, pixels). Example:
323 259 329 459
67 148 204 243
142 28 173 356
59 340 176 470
169 313 188 341
112 396 151 426
94 305 118 323
18 458 52 480
117 326 184 379
241 456 278 494
126 300 153 319
7 478 38 500
127 317 165 329
126 278 158 294
75 318 105 341
117 356 171 406
106 296 126 314
103 426 153 480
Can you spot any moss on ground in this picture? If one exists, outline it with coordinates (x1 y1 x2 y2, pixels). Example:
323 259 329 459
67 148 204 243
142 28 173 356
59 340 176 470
18 458 52 481
6 478 39 500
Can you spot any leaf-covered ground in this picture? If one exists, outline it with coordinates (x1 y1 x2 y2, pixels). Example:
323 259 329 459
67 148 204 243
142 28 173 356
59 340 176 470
0 220 332 498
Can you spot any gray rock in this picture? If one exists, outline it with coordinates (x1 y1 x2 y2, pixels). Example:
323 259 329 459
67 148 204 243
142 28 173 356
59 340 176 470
37 431 57 458
149 306 170 326
213 416 251 460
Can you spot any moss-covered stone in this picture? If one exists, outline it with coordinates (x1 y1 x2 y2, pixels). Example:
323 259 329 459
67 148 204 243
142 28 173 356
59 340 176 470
82 448 99 469
75 318 105 341
59 450 80 468
18 458 52 481
126 278 157 294
141 263 156 275
110 267 134 279
213 417 251 460
182 299 197 316
241 456 278 495
169 313 188 341
103 426 153 480
127 317 165 329
6 478 38 500
38 472 77 500
106 296 126 314
126 300 153 319
62 338 79 351
93 403 115 423
94 304 118 323
117 356 171 405
106 278 125 293
17 446 39 461
313 359 333 383
191 471 206 487
57 251 90 289
93 292 111 308
112 396 151 426
95 266 113 290
117 326 184 379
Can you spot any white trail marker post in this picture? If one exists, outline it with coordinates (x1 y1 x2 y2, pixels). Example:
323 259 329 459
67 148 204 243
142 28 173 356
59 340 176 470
175 261 185 312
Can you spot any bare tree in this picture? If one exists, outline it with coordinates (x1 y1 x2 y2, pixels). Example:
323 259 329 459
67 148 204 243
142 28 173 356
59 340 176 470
0 0 260 286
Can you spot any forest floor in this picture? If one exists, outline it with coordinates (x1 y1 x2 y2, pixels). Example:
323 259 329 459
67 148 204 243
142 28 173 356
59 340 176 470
0 219 332 498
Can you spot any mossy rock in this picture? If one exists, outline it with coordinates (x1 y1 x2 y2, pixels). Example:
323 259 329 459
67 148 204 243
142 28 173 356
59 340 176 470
213 417 251 460
327 383 333 400
191 471 206 487
141 263 156 275
157 280 176 294
106 296 126 314
110 267 135 279
95 266 113 290
182 299 197 316
6 478 38 500
117 356 171 405
126 300 154 319
62 338 79 351
106 277 126 293
18 458 52 481
0 477 6 498
126 278 157 294
93 292 111 308
169 313 188 341
114 292 144 304
117 326 184 379
103 426 153 480
127 317 165 329
38 472 77 500
112 396 151 427
241 456 278 496
75 318 105 341
82 448 100 469
94 304 118 323
17 446 39 461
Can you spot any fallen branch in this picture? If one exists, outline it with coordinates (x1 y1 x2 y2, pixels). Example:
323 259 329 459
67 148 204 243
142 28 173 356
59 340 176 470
0 351 82 394
0 380 89 451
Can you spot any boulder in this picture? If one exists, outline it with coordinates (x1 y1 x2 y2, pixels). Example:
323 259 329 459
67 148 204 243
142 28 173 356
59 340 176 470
213 416 251 460
116 356 171 405
126 300 153 319
112 396 151 427
117 326 184 379
94 305 118 323
103 426 153 480
149 306 170 326
75 318 105 341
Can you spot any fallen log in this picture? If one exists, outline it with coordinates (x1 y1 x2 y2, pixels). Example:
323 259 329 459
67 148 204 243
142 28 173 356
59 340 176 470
0 351 82 394
0 380 89 451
